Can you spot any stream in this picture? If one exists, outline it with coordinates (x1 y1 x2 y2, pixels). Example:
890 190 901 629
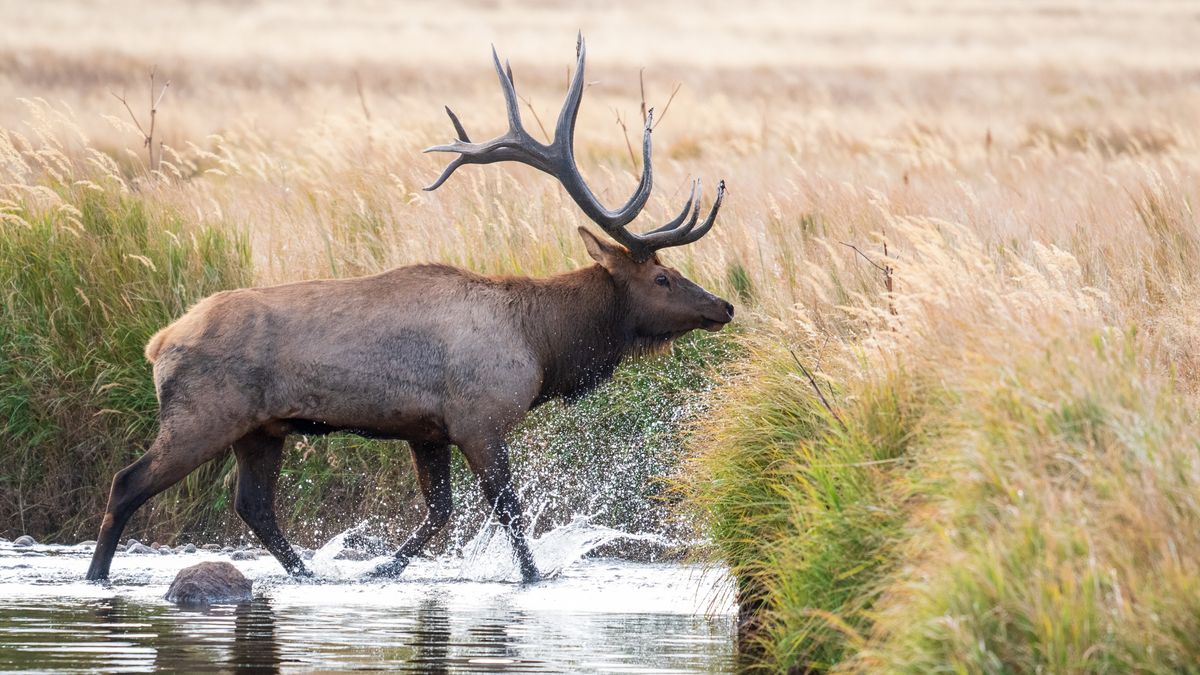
0 523 736 673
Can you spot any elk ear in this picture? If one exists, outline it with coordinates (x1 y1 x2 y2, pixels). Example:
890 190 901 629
578 226 628 272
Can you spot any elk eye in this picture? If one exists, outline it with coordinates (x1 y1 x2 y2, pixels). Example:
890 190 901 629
655 274 670 287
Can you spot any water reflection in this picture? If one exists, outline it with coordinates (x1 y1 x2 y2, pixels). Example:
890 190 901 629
408 599 450 674
231 600 282 674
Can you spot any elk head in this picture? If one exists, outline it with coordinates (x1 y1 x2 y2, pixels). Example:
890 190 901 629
425 34 734 343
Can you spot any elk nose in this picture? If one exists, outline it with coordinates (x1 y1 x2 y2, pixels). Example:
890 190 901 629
723 301 735 319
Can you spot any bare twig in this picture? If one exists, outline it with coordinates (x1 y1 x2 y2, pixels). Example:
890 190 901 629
614 109 639 173
839 241 888 274
840 241 897 316
636 68 681 130
111 92 147 137
147 67 169 170
354 70 372 122
111 66 170 172
653 82 682 131
639 68 647 124
516 92 550 142
790 349 847 432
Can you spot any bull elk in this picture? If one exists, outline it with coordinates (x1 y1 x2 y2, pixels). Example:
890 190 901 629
86 36 732 583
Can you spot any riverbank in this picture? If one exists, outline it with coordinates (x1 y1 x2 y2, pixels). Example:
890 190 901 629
680 138 1200 673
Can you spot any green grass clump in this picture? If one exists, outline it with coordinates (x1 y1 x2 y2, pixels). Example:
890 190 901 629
0 185 251 541
683 341 937 670
686 324 1200 673
506 330 741 539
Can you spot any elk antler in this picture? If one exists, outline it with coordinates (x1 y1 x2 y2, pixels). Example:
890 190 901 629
424 33 724 262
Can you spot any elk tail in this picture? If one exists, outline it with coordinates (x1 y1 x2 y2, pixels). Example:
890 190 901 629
144 326 172 364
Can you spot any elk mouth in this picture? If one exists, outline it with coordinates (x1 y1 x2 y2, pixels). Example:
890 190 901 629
700 317 731 332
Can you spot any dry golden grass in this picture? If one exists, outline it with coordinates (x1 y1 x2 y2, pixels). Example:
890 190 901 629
5 1 1200 670
3 1 1197 300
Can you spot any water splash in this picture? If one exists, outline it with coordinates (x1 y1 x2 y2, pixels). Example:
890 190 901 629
457 514 666 582
308 514 666 583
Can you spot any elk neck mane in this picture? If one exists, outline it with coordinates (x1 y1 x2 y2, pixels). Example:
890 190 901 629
500 264 649 403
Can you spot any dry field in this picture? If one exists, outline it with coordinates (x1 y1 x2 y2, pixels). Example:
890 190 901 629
4 1 1200 671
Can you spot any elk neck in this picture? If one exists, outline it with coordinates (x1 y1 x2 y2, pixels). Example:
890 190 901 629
516 264 634 404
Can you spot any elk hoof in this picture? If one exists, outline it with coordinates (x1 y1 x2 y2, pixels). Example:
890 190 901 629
520 566 541 584
289 565 315 579
368 558 410 579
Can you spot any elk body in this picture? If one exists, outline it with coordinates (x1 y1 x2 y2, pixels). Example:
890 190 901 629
86 37 733 583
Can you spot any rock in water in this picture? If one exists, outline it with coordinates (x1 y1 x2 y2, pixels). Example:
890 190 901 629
13 535 36 547
165 562 252 606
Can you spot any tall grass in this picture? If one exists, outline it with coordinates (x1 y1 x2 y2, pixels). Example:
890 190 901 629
684 197 1200 671
0 184 251 538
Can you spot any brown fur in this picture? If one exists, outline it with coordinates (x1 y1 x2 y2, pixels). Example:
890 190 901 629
85 228 732 582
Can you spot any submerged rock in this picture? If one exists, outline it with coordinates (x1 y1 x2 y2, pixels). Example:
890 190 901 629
13 535 36 547
78 540 97 547
182 544 197 554
165 562 252 606
127 542 155 555
201 544 221 552
126 538 141 548
229 550 257 561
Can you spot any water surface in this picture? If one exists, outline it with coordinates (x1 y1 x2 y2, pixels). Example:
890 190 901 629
0 530 735 673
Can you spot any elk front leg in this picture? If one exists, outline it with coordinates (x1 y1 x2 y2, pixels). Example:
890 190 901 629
233 429 310 577
371 441 453 578
460 439 540 583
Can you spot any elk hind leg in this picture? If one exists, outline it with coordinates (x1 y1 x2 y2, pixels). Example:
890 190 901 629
233 429 310 577
371 441 453 578
86 426 238 581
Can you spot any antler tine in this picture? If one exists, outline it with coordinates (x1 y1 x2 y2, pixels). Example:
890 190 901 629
627 182 704 254
547 36 653 233
424 155 466 191
422 107 473 190
492 47 524 134
670 180 726 248
445 107 470 142
646 179 699 236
